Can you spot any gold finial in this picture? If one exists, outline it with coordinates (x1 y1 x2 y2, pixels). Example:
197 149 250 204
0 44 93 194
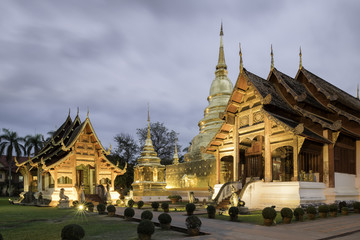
87 107 89 118
216 22 227 70
270 44 274 71
357 84 359 99
299 46 302 69
173 138 179 165
174 138 178 154
220 21 223 36
77 107 79 116
147 103 151 139
239 43 243 73
68 108 70 117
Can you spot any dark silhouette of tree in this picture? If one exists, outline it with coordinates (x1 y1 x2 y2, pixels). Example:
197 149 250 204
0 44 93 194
136 122 181 165
0 128 24 196
24 134 45 156
113 133 139 164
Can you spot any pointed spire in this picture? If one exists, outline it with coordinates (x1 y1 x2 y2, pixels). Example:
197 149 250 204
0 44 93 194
173 138 179 165
357 84 359 99
239 43 243 73
216 22 227 70
270 44 274 71
299 46 303 69
68 108 71 117
87 107 89 118
77 107 79 116
147 103 151 140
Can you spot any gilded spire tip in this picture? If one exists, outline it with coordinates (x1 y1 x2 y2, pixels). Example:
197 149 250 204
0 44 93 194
299 46 303 69
147 103 151 139
239 43 243 73
77 107 79 116
270 44 274 71
68 108 70 117
87 107 89 118
357 84 359 99
220 22 223 36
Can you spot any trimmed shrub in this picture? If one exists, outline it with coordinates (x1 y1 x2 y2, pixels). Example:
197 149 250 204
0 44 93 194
353 202 360 210
141 210 153 220
339 201 347 211
137 219 155 235
186 203 196 215
97 203 106 213
185 215 202 230
318 205 329 213
228 206 239 217
61 224 85 240
124 207 135 218
137 200 144 209
127 199 135 208
306 206 317 214
294 208 304 217
107 205 116 213
151 202 159 210
280 208 293 218
158 213 172 224
329 204 338 212
206 205 216 215
161 202 169 210
262 207 277 220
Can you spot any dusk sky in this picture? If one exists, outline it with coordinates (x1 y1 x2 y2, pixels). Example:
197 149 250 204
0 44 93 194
1 0 360 154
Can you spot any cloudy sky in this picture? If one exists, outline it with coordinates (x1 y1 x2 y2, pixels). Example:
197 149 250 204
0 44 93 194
1 0 359 153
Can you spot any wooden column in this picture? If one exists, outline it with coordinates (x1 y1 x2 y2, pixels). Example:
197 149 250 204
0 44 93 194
293 137 299 181
233 116 240 181
216 149 221 184
264 115 272 182
356 141 360 188
323 130 335 188
111 172 115 191
54 170 58 190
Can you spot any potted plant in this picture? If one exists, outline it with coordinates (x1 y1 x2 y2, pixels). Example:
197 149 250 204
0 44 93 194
306 206 317 220
262 207 277 226
206 205 216 219
228 206 239 221
318 205 329 218
294 207 304 221
127 199 135 208
280 207 293 224
86 202 94 212
353 202 360 213
97 203 106 215
161 202 169 212
158 213 172 230
72 201 79 208
341 206 349 215
107 205 116 217
329 204 338 217
141 210 153 220
137 219 155 240
186 203 196 216
339 201 347 211
168 195 182 204
61 224 85 240
137 200 144 209
185 215 202 236
151 202 159 211
124 207 135 220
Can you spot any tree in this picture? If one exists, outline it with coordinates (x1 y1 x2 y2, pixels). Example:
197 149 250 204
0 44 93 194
0 128 24 196
137 122 181 165
24 134 45 156
113 133 139 165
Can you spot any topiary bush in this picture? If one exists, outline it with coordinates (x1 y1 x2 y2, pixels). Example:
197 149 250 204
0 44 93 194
61 224 85 240
306 206 317 214
161 202 169 211
127 199 135 208
86 202 94 212
262 207 277 220
339 201 347 211
158 213 172 224
318 205 329 213
294 207 304 217
228 206 239 217
141 210 153 220
206 205 216 217
107 205 116 213
329 203 338 212
280 208 293 219
353 202 360 213
124 207 135 218
151 202 159 211
97 203 106 214
185 215 202 230
137 219 155 236
186 203 196 215
137 200 144 209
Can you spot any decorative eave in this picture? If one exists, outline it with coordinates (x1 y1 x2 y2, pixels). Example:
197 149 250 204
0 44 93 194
327 104 360 125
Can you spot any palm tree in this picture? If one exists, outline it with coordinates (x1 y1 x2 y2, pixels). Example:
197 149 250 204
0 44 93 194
24 134 45 156
0 128 24 196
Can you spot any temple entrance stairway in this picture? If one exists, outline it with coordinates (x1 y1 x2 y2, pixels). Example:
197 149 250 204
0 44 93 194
85 194 102 204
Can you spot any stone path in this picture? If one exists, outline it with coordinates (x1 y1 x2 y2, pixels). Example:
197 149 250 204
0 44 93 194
115 207 360 240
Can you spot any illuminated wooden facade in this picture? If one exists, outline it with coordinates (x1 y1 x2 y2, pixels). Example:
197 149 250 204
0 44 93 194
16 112 126 205
207 50 360 202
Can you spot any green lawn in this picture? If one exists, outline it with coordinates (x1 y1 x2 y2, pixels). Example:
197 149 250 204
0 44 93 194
0 198 185 240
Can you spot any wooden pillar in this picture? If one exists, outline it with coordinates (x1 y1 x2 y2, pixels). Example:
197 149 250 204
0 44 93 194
323 130 335 188
216 149 221 184
37 168 42 192
293 137 299 181
356 141 360 188
233 116 240 181
54 170 58 190
264 115 272 182
111 172 115 191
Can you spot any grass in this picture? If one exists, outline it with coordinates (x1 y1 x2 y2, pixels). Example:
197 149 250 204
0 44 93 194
0 198 186 240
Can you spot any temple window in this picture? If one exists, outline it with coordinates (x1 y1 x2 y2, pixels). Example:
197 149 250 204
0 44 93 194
58 176 73 185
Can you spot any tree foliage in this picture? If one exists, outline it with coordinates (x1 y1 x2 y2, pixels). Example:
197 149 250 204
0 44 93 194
136 122 181 165
24 134 45 156
113 133 139 164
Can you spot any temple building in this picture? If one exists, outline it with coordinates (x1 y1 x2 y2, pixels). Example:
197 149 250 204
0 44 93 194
206 46 360 208
15 111 126 206
165 24 233 197
132 111 167 201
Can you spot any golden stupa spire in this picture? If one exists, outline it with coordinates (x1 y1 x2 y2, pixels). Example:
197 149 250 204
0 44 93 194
77 107 79 116
147 103 151 140
87 107 89 118
270 44 274 71
173 138 179 165
357 84 359 99
239 43 243 73
216 22 227 70
299 46 303 69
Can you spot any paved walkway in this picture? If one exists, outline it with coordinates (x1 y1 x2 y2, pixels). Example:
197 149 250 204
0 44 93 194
115 207 360 240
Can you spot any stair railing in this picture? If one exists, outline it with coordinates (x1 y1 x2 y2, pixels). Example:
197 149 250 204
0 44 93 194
213 181 242 205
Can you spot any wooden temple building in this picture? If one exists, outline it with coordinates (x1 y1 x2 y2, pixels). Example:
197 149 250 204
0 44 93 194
15 111 126 206
205 46 360 208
